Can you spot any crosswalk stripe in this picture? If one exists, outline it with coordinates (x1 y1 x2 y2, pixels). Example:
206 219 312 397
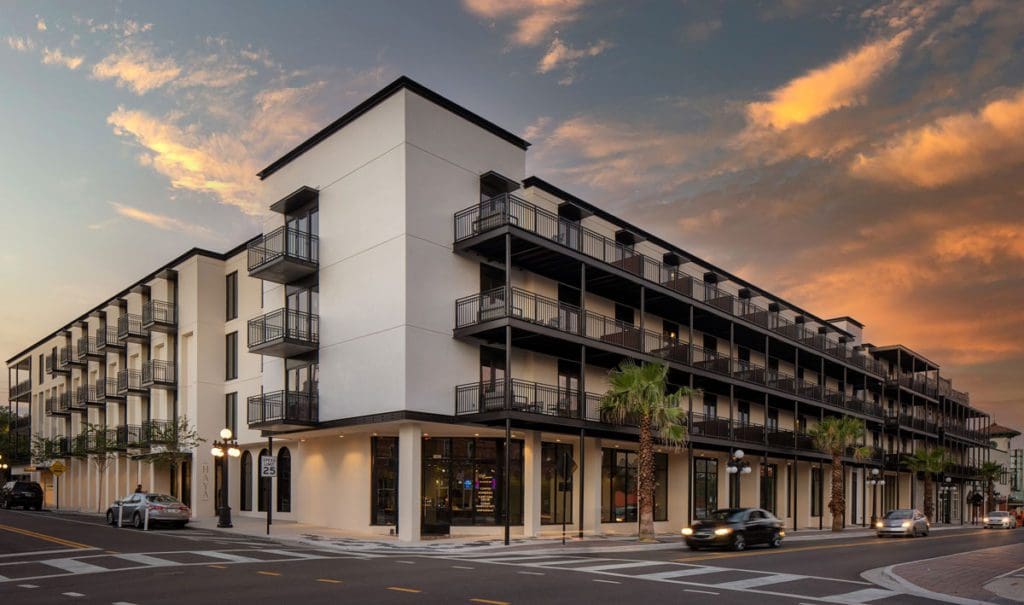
524 559 593 567
115 554 176 567
262 549 324 560
633 567 730 580
193 551 261 563
478 555 580 563
572 561 668 572
713 573 805 589
41 559 108 574
821 587 900 603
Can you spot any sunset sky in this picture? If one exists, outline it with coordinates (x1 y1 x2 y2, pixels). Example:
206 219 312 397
1 1 1021 429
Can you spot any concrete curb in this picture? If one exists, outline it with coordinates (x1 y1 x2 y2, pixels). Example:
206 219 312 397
862 559 997 605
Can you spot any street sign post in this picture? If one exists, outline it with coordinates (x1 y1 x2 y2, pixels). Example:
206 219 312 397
50 461 66 511
260 456 277 477
558 450 577 545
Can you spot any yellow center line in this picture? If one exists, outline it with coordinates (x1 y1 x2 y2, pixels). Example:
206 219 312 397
106 550 120 554
316 578 343 584
675 529 996 562
471 599 511 605
0 524 92 549
258 571 282 576
387 587 422 593
208 564 227 569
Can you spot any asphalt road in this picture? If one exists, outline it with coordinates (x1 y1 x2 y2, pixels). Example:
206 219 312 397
0 508 1021 604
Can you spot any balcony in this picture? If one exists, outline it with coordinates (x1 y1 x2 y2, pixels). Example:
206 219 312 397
943 423 987 444
117 314 146 343
454 195 885 377
50 348 71 374
8 378 32 402
116 369 147 396
885 372 939 399
116 425 143 449
455 287 883 419
247 308 319 357
96 327 124 351
53 437 72 459
68 387 87 411
247 391 319 430
100 377 124 401
141 360 176 389
45 394 71 416
142 419 176 445
456 379 601 421
142 300 177 333
76 336 102 361
76 384 105 408
884 412 939 435
247 226 318 283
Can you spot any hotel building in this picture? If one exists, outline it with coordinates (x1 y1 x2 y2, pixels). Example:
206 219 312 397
5 77 993 541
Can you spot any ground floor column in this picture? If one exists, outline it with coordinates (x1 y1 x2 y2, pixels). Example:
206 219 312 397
398 423 422 543
523 430 542 538
582 437 603 535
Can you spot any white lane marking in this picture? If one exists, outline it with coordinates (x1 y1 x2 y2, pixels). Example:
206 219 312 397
685 589 720 595
113 602 139 605
395 560 416 565
42 559 108 574
261 549 326 560
0 548 96 559
452 565 475 570
821 587 901 603
714 573 805 589
524 558 594 567
115 553 176 567
62 592 85 598
17 583 38 588
593 579 621 584
572 560 667 572
477 554 580 563
192 550 261 563
633 567 730 580
517 571 545 575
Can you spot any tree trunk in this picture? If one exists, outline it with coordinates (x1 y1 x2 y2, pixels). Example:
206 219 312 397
638 414 656 542
829 454 844 532
987 480 995 511
923 475 934 521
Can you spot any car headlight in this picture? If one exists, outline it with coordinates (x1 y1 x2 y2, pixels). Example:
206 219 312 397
778 531 785 537
901 521 911 528
983 517 990 523
714 528 732 536
875 521 884 529
681 528 693 536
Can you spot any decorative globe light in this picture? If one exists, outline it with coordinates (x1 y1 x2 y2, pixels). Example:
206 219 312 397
220 428 233 440
211 447 224 457
228 447 241 458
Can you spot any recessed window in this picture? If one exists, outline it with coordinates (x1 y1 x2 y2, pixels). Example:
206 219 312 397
225 272 238 321
225 332 238 380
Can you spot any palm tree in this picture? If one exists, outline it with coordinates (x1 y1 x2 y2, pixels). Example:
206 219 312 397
904 447 950 522
808 416 871 532
978 461 1004 512
600 361 693 542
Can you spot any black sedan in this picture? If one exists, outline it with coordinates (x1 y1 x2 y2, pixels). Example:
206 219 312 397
0 480 44 511
682 508 785 551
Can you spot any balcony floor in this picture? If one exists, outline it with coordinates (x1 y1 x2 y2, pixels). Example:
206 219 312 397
249 338 318 358
249 256 318 284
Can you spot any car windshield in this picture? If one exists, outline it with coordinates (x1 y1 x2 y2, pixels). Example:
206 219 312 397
885 510 913 519
989 512 1008 517
147 495 180 504
706 509 745 522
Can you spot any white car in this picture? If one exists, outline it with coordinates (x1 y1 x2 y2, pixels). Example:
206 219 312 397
982 511 1017 529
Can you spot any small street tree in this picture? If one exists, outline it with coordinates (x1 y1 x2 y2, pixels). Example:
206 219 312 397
30 434 67 464
83 423 117 512
146 416 204 469
808 416 871 532
600 361 693 542
904 447 950 522
978 461 1004 512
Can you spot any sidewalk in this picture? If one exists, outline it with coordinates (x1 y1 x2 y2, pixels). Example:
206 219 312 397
183 514 972 555
872 541 1024 605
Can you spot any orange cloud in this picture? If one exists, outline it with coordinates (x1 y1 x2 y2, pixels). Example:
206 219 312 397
41 47 84 70
108 202 213 237
5 36 34 52
463 0 586 46
746 32 908 131
537 37 610 81
92 45 181 94
850 87 1024 187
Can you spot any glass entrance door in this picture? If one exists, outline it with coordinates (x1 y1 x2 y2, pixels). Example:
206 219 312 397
421 460 450 535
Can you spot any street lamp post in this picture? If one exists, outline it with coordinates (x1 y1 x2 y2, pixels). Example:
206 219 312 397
0 454 8 482
727 449 752 507
211 428 241 528
867 468 886 525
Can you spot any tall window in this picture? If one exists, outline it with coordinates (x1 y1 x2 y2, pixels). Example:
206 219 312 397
225 393 237 435
225 272 238 321
225 332 238 380
600 449 667 523
694 457 718 519
276 447 291 513
761 464 777 513
38 354 43 383
703 393 717 418
421 437 523 527
240 451 253 511
811 467 823 517
737 401 750 426
767 408 779 432
371 437 398 525
257 448 270 512
542 442 573 525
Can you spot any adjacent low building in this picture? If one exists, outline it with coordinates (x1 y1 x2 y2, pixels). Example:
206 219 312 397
5 77 994 541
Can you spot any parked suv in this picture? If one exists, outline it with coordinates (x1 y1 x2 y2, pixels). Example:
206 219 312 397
0 481 44 510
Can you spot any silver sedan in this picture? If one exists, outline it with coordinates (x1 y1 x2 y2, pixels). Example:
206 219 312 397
876 509 930 537
983 511 1018 529
106 493 191 529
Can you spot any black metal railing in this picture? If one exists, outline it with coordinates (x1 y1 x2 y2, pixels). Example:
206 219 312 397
455 379 602 421
76 336 99 360
9 378 31 400
247 391 319 425
142 419 175 445
117 425 143 448
45 394 71 415
454 194 885 376
142 360 176 387
96 327 123 350
117 369 144 394
100 377 121 399
248 308 319 349
70 386 91 409
455 287 883 418
247 226 319 272
142 300 177 329
117 314 145 340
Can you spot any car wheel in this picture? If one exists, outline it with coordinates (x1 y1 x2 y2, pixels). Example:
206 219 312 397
732 533 746 551
106 510 116 525
768 531 782 548
133 513 144 530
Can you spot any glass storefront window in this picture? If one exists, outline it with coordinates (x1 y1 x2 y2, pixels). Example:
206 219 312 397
761 464 777 514
421 437 523 529
542 443 573 524
601 449 667 523
371 437 398 525
694 457 718 520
